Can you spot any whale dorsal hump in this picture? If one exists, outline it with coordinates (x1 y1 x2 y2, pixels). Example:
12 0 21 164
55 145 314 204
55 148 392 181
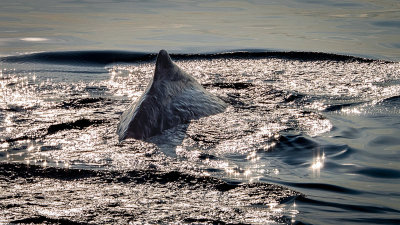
117 49 227 141
154 49 175 81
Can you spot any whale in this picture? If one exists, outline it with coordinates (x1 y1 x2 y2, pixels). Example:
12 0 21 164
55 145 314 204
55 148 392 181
117 50 227 141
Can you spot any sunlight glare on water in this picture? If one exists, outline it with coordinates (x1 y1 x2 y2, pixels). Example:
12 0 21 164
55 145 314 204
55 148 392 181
0 53 400 224
1 0 400 223
311 150 325 178
2 57 399 174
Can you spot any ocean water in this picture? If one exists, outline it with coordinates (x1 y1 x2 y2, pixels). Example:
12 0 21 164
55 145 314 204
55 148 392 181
1 0 399 61
1 0 400 224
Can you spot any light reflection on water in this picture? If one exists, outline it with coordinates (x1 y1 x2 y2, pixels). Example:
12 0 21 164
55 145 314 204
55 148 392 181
1 57 400 174
0 55 400 224
311 150 325 178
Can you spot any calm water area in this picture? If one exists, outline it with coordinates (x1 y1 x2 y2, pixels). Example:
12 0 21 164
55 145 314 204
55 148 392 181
1 0 399 61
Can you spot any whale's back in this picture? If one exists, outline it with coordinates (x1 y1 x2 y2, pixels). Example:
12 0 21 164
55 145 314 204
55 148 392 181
117 50 227 141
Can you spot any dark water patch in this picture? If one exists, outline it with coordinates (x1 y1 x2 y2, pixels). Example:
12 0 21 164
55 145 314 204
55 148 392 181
272 136 359 168
279 217 308 225
39 145 61 152
198 152 217 160
1 68 107 75
1 135 38 144
46 118 106 135
6 82 18 87
371 20 400 28
382 95 400 103
183 218 231 224
204 168 223 174
36 69 107 74
172 51 378 63
389 43 400 49
119 170 236 192
355 167 400 179
3 104 39 112
296 0 363 8
334 127 362 139
220 93 257 110
368 136 400 146
340 217 400 224
9 145 29 152
271 135 320 165
2 203 20 209
324 101 366 112
60 97 113 109
203 82 253 90
84 85 109 94
11 216 89 225
4 105 24 112
1 118 106 144
1 50 381 66
324 103 355 112
277 135 319 149
188 134 220 145
297 196 400 214
283 182 363 195
0 76 12 81
0 162 99 181
1 51 153 66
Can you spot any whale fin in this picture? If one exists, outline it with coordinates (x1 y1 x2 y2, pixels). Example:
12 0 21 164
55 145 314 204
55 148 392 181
117 49 227 141
154 49 173 79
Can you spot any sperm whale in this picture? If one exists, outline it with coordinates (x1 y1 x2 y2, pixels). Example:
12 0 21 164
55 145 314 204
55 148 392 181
117 50 227 141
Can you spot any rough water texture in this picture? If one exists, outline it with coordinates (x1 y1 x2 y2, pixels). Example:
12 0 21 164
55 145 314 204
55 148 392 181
1 51 400 224
0 163 300 224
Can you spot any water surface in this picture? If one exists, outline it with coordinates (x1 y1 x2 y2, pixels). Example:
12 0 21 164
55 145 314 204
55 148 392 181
1 51 400 224
0 0 399 60
1 0 400 224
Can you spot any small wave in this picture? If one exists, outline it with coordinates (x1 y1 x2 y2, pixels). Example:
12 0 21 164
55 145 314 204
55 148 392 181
323 101 366 112
1 50 379 66
368 135 400 147
283 182 363 195
381 95 400 107
339 218 400 224
0 162 302 224
11 216 87 225
0 162 300 196
60 97 113 109
277 134 319 149
383 95 400 102
46 118 107 135
297 195 400 214
327 146 355 159
0 118 106 144
203 82 253 90
0 51 152 66
173 51 378 62
355 167 400 179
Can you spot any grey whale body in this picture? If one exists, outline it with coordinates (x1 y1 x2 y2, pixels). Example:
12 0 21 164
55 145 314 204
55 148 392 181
117 50 227 141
